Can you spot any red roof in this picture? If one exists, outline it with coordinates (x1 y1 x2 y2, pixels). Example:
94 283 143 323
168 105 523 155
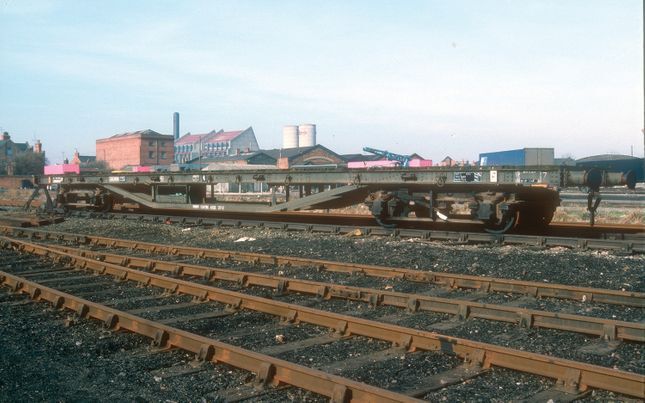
105 129 168 139
176 129 246 146
208 130 243 142
175 133 210 145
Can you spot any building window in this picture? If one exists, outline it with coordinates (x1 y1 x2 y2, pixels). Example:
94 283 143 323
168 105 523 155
148 151 154 159
161 142 165 147
149 141 154 147
161 151 166 160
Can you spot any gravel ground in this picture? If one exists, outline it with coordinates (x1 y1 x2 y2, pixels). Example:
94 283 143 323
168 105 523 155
51 217 645 292
74 244 642 323
0 217 643 401
0 293 262 402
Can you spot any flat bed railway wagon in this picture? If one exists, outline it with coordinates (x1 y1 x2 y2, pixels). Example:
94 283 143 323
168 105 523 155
35 165 636 233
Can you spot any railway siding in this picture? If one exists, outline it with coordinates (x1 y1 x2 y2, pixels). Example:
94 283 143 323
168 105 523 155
0 270 420 403
1 225 642 306
1 237 643 399
21 240 645 342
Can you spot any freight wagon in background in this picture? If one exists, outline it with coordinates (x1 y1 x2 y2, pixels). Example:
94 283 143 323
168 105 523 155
479 148 554 167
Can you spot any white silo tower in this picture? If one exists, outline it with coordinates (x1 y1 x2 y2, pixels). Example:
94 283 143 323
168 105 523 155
282 125 299 149
298 124 316 147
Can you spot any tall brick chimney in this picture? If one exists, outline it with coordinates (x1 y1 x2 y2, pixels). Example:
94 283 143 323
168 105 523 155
34 140 42 153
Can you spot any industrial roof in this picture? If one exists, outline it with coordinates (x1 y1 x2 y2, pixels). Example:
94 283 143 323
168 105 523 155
183 144 339 164
261 146 316 160
186 151 275 164
259 144 343 162
576 154 642 162
104 129 170 140
175 128 250 146
175 132 213 146
210 130 244 142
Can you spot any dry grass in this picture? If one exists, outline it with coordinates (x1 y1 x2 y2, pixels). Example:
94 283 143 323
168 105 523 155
553 206 645 225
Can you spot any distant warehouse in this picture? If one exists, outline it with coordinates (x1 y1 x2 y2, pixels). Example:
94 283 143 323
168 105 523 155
479 148 554 166
96 129 174 170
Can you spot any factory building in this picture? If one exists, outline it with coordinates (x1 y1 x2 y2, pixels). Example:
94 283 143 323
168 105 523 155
170 151 277 171
263 144 343 169
174 127 259 163
576 154 644 182
96 129 174 170
479 148 554 166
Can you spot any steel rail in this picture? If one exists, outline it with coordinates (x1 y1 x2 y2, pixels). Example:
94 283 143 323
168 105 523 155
67 211 644 252
85 210 645 233
31 240 645 343
1 225 642 307
0 271 419 403
2 237 643 398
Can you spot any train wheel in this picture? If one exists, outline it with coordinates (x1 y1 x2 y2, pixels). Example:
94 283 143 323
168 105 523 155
484 208 519 234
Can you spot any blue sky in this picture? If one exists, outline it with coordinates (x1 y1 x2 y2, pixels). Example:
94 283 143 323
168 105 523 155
1 0 643 163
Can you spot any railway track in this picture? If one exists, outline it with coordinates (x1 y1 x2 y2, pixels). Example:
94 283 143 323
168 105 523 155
66 211 645 253
7 237 644 342
0 270 410 402
1 225 641 306
0 231 643 400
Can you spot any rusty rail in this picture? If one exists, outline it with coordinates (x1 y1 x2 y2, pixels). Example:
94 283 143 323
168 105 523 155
69 211 645 252
0 271 420 403
30 240 645 343
2 226 642 307
2 237 643 398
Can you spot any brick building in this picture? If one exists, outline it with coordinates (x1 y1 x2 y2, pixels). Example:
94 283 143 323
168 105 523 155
174 127 259 163
96 129 174 170
0 132 35 175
